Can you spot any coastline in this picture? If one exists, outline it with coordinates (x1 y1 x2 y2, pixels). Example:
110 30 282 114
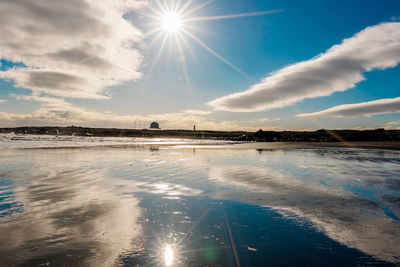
1 126 400 143
228 141 400 151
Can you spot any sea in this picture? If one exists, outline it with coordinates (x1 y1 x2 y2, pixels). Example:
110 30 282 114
0 133 399 266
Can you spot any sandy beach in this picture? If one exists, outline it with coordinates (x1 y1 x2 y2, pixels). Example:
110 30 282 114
0 139 399 266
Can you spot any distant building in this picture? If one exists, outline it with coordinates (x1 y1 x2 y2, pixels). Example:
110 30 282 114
193 125 196 131
150 122 160 129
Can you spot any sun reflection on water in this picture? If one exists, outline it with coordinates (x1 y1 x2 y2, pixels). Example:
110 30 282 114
164 244 174 266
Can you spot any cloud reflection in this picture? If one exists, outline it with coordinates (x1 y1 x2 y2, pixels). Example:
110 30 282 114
0 167 143 266
209 165 400 263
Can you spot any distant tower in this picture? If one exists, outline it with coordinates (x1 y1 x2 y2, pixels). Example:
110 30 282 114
193 125 196 131
150 122 160 129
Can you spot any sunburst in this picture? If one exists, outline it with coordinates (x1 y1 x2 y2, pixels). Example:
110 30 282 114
161 12 182 32
141 0 281 89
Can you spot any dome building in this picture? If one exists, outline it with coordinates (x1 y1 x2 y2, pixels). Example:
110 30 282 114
150 122 160 129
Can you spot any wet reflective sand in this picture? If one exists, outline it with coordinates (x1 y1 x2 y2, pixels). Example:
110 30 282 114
0 144 399 266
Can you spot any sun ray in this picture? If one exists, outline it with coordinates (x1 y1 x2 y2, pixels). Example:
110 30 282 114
155 0 168 14
175 209 211 248
182 29 255 82
137 26 163 42
173 0 182 13
181 0 214 18
149 33 169 72
185 9 283 22
162 0 173 13
183 23 215 36
179 33 198 63
139 14 162 23
144 4 164 18
148 29 166 48
177 0 195 16
174 34 193 96
135 9 160 21
143 0 271 97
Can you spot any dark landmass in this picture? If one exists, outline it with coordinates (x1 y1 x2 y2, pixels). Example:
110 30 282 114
1 126 400 143
253 128 400 142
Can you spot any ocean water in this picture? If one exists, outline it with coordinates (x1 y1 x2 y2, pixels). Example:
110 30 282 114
0 133 235 149
0 137 399 266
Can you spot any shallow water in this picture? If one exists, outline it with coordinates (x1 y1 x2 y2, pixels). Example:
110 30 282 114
0 133 236 149
0 143 400 266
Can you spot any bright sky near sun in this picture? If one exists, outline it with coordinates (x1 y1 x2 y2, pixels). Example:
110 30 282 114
0 0 400 130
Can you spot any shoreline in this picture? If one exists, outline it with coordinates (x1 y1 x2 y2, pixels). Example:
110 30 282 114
2 140 400 151
1 126 400 143
229 141 400 151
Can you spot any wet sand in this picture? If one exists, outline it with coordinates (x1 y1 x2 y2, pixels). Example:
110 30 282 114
229 141 400 150
0 143 399 266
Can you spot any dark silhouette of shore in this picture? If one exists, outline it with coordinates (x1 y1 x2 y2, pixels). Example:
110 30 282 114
1 126 399 142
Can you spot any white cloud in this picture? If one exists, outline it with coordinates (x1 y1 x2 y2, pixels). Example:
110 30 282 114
253 118 280 123
384 121 400 130
10 93 70 107
0 0 145 98
208 22 400 112
297 97 400 118
0 96 278 131
350 126 376 130
0 99 7 103
183 109 212 115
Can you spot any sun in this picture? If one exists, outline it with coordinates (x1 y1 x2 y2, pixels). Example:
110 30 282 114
143 0 280 87
161 12 182 33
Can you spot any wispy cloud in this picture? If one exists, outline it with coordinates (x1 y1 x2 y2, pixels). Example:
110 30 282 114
0 99 7 103
208 22 400 112
10 93 70 107
297 97 400 118
0 0 145 99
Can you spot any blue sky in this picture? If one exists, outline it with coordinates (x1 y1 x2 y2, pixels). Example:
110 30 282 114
0 0 399 130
